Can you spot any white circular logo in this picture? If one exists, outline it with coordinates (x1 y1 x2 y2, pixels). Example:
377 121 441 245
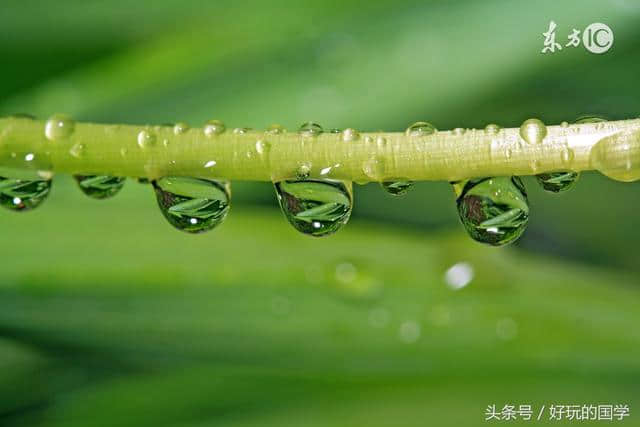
583 23 614 54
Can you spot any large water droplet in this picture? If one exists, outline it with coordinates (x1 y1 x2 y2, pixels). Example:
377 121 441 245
0 176 51 212
590 128 640 182
535 172 579 193
44 114 75 141
454 177 529 246
74 175 126 199
153 177 230 233
405 121 436 137
298 122 323 137
381 180 413 196
203 120 225 137
274 179 352 237
519 118 547 144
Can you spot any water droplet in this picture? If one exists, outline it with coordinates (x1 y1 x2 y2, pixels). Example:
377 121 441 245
74 175 125 199
173 122 189 135
342 128 359 142
266 124 285 134
274 179 352 237
233 127 250 134
455 177 529 246
362 157 386 181
153 177 230 233
560 121 569 128
44 114 75 141
296 163 311 180
589 128 640 182
203 120 225 136
405 121 436 137
0 176 51 212
328 128 341 134
485 123 501 134
453 127 466 136
203 160 217 168
298 122 323 137
137 130 156 148
560 148 575 164
519 118 547 144
255 140 271 155
69 143 85 158
535 172 579 193
381 180 413 196
575 115 606 124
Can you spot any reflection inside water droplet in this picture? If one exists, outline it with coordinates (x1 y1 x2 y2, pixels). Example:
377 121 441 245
0 175 51 212
381 180 413 196
44 114 75 141
274 179 352 237
535 172 579 193
74 175 126 199
519 118 547 144
453 177 529 246
153 177 230 233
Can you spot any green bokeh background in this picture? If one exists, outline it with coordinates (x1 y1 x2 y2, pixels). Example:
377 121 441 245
1 1 639 425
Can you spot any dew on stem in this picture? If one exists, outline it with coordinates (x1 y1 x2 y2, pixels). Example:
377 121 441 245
203 120 225 137
405 121 436 137
44 114 75 141
274 179 352 237
519 118 546 145
153 177 230 233
453 176 529 246
74 175 126 199
298 122 323 137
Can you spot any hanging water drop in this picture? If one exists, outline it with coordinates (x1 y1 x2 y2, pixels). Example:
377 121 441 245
405 121 436 137
44 114 75 141
274 179 352 237
535 172 579 193
298 122 323 137
203 120 225 137
137 130 156 148
74 175 126 199
381 180 413 196
153 177 230 233
295 163 311 179
519 118 547 144
0 176 51 212
454 177 529 246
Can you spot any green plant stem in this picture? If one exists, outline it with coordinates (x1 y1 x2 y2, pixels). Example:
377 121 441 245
1 117 639 182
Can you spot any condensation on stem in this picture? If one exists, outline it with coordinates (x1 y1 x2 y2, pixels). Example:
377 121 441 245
0 116 639 183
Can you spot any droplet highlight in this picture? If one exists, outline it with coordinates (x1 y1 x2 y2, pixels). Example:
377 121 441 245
203 120 225 137
298 122 323 137
44 114 75 141
137 130 156 149
454 177 529 246
274 179 352 237
153 177 231 233
519 118 547 144
405 121 436 137
74 175 126 199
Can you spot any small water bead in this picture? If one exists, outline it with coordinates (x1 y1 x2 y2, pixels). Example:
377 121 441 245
255 140 271 155
381 180 413 196
137 130 156 148
535 172 579 193
342 128 359 142
69 143 85 159
73 175 126 199
266 124 286 134
153 177 230 233
328 128 342 134
590 128 640 182
44 114 75 141
455 177 529 246
0 176 51 212
298 122 323 137
405 121 436 137
203 120 225 136
173 122 189 135
485 123 501 134
274 179 352 237
560 121 569 128
519 118 547 144
453 127 466 136
233 127 250 134
296 163 312 179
